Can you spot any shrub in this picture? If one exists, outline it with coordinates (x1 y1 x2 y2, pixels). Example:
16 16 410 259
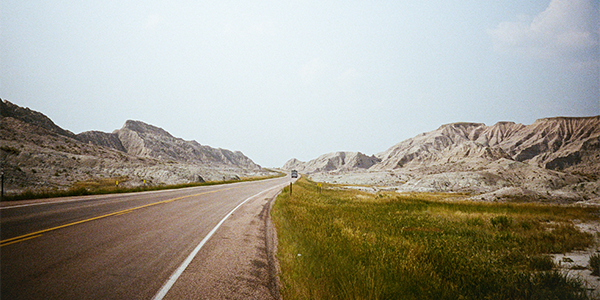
0 145 21 155
491 215 512 229
527 271 587 300
590 253 600 276
529 255 555 271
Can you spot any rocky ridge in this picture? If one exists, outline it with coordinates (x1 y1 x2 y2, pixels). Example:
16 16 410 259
1 99 272 194
285 117 600 203
283 151 380 173
81 120 260 170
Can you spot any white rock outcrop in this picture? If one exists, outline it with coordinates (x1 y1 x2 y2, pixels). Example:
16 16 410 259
284 117 600 202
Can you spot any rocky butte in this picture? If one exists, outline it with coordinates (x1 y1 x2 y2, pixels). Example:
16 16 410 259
0 99 274 194
284 117 600 204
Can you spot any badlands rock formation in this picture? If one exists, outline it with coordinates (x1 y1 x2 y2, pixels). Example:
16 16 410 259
80 120 260 170
374 118 599 175
285 117 600 203
283 151 380 173
1 99 272 194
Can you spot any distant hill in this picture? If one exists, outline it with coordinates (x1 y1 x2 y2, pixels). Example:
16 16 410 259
373 117 600 174
0 99 270 193
283 151 380 173
285 117 600 203
78 120 260 169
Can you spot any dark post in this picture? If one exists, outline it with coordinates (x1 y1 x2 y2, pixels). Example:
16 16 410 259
289 182 292 195
1 172 4 201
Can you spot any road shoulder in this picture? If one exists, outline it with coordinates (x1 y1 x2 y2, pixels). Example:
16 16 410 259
163 186 284 300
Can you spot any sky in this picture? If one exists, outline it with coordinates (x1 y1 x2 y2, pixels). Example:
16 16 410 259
2 0 599 167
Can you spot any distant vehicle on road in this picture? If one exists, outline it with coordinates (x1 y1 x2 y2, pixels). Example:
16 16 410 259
291 170 298 178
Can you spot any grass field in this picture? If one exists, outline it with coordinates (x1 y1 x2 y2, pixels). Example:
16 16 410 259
272 177 599 300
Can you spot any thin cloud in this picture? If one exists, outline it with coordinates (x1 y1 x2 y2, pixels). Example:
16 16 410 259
488 0 599 63
144 14 163 30
340 68 361 83
338 68 362 90
299 58 328 84
223 19 276 37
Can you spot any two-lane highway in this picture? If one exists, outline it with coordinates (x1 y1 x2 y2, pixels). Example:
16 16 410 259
1 176 291 299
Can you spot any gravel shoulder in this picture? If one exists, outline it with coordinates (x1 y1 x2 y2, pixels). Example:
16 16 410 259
162 184 286 300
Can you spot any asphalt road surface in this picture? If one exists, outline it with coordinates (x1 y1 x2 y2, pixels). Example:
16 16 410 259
1 176 292 299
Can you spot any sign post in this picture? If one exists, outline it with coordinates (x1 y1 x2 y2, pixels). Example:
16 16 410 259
1 172 4 201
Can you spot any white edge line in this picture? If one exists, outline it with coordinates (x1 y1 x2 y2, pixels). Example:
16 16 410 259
151 183 286 300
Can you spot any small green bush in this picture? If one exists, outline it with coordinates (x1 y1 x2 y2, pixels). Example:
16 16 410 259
527 271 587 300
519 220 533 230
529 255 555 271
491 215 512 229
590 253 600 276
0 145 21 155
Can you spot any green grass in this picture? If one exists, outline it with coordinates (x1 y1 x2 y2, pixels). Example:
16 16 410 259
272 178 598 300
1 170 285 201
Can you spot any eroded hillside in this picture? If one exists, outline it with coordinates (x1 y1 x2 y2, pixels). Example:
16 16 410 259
285 117 600 203
0 99 272 194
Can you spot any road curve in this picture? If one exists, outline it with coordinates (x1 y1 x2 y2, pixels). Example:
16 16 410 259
1 176 291 300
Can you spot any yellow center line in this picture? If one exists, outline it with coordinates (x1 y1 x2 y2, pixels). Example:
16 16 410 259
1 234 43 247
0 186 237 247
114 210 133 216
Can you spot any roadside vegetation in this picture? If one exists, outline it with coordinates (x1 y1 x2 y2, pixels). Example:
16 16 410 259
272 177 599 300
1 170 285 201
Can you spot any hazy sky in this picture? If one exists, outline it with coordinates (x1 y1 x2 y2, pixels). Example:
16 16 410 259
2 0 599 167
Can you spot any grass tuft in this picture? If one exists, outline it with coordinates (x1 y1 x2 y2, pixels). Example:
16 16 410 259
491 215 512 229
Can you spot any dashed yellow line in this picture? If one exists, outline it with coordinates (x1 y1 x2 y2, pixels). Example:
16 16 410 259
0 186 236 247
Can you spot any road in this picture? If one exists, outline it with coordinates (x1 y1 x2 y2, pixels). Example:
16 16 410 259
1 176 292 299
